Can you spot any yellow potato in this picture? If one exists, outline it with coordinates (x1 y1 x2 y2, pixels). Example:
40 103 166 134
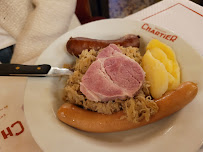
168 73 176 90
170 62 180 90
142 50 168 99
147 39 180 90
150 47 173 74
146 39 176 61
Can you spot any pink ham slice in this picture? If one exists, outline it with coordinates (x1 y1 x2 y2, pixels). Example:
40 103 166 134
80 44 145 102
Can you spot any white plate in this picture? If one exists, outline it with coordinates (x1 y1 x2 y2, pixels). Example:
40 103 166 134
24 19 203 152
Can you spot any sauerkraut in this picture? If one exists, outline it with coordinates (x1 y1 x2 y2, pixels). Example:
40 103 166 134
63 46 159 123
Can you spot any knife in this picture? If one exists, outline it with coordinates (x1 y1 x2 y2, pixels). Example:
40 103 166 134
0 64 73 77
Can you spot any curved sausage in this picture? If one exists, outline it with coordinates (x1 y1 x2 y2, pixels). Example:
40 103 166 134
66 34 140 56
57 81 198 133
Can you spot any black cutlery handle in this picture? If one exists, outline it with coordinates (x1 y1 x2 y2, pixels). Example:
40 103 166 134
0 64 51 76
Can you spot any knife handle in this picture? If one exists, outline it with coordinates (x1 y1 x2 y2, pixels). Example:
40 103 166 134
0 64 51 76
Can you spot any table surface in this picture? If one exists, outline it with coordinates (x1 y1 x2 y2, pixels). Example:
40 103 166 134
0 0 202 151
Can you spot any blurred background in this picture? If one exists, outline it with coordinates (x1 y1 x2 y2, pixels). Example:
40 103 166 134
76 0 203 24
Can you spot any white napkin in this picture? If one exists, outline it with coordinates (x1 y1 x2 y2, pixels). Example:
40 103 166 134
0 0 76 63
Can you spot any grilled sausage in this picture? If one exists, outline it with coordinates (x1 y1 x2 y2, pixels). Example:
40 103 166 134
66 34 140 56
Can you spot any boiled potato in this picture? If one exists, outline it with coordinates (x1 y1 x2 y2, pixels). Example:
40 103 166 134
142 50 168 99
168 73 176 90
147 39 180 90
146 39 176 61
150 47 173 74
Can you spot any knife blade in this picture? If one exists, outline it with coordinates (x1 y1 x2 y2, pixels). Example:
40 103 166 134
0 64 73 77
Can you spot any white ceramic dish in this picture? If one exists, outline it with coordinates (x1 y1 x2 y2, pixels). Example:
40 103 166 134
24 19 203 152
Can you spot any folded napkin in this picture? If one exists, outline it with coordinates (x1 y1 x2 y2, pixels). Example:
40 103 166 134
0 0 76 63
